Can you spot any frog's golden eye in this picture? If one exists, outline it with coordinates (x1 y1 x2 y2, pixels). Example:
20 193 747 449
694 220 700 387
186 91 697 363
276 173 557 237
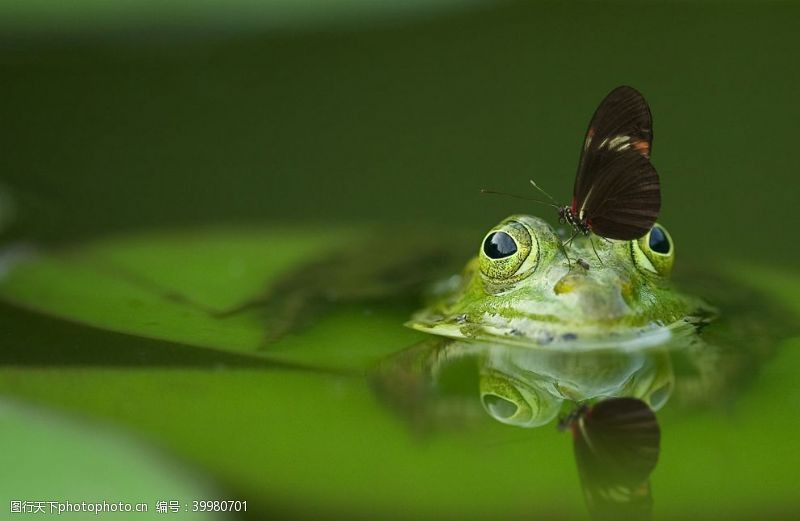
479 221 537 280
632 223 675 276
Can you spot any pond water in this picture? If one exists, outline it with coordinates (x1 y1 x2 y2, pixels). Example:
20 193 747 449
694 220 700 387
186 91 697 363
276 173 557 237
1 1 799 520
0 222 796 520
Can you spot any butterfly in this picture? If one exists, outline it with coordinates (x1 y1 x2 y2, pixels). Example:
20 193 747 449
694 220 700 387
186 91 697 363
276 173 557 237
483 86 661 243
559 398 661 521
558 86 661 241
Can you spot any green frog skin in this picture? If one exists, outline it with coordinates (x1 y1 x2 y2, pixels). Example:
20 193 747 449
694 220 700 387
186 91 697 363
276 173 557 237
407 214 708 348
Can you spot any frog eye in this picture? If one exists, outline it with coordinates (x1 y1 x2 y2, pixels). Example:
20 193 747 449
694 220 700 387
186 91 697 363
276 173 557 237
632 223 675 276
479 372 563 428
479 221 537 280
483 232 518 259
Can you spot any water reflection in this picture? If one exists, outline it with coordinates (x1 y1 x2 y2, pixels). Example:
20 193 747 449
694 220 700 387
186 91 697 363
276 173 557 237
373 339 677 520
562 398 660 521
478 343 672 427
374 338 676 423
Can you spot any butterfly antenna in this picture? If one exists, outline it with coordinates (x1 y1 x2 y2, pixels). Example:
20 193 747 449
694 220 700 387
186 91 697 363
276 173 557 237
529 180 559 205
480 189 559 209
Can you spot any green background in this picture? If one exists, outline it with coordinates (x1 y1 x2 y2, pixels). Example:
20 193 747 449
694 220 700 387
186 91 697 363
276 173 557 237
2 1 798 267
1 1 799 520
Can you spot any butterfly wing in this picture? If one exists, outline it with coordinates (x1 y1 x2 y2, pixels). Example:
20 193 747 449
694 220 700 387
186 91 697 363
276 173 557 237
578 148 661 240
573 86 659 240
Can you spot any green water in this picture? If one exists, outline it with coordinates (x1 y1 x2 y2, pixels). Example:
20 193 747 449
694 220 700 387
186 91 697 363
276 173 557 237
1 1 799 519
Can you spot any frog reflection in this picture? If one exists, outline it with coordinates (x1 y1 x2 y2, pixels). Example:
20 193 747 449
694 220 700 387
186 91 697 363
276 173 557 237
372 339 667 520
373 338 674 430
372 339 669 521
477 342 673 427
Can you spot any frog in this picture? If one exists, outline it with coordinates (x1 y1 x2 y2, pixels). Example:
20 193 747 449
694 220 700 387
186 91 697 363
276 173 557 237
373 212 796 434
370 215 722 521
370 213 734 436
407 214 712 349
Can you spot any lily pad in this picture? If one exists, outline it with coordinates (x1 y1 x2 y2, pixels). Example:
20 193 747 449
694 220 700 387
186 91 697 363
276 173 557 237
0 227 425 372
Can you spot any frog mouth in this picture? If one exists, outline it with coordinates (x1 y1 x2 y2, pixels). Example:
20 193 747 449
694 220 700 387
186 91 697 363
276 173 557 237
405 310 678 351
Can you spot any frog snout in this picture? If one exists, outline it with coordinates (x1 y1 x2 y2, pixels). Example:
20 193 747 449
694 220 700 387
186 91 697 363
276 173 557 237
553 274 583 295
554 273 589 295
553 273 629 319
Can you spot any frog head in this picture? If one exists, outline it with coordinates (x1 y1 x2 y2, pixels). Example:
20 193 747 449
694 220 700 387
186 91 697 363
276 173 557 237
408 215 697 347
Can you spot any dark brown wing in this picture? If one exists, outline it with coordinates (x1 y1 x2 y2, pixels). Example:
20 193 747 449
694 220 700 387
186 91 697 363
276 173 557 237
575 86 653 200
580 148 661 240
573 86 659 240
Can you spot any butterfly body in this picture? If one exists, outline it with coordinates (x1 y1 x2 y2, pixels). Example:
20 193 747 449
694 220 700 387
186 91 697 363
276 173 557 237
560 86 661 242
559 203 592 236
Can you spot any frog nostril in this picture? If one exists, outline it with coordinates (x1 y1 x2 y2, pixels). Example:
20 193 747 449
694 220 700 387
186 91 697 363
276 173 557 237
482 394 519 419
483 232 517 259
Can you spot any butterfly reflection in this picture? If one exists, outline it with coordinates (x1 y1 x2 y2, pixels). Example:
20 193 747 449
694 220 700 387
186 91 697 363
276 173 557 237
371 340 668 521
562 398 660 521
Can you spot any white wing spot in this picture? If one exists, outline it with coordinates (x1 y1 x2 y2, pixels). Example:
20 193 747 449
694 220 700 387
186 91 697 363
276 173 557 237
579 186 596 219
607 135 631 150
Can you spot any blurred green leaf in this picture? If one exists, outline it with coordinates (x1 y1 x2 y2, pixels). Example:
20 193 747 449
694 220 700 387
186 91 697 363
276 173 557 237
0 398 226 519
0 227 424 372
0 367 583 520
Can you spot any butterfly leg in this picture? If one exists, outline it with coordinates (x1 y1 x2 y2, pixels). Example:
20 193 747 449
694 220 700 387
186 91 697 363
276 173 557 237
562 229 579 248
589 235 605 266
560 230 580 268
